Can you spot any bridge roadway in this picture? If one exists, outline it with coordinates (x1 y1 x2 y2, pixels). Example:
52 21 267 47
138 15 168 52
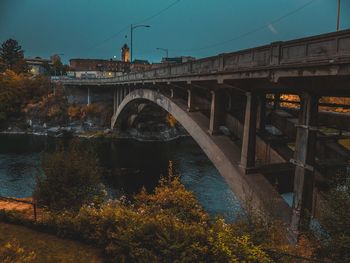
57 29 350 243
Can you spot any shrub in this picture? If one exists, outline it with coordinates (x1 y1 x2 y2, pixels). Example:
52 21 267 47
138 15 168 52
37 176 272 262
0 239 36 263
317 185 350 261
33 142 107 211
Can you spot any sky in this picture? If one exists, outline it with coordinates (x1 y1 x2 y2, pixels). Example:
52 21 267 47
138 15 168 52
1 0 349 64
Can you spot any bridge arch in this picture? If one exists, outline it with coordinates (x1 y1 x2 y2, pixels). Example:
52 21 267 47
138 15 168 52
111 88 291 226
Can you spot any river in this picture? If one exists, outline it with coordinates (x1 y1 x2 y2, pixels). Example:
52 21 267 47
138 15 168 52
0 134 242 220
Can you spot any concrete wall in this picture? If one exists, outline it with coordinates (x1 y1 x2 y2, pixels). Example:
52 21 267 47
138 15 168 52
65 86 114 105
225 114 286 165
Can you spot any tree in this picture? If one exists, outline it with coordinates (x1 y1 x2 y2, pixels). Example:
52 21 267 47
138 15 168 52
33 142 107 211
50 54 64 76
0 70 50 125
0 39 27 73
41 61 51 76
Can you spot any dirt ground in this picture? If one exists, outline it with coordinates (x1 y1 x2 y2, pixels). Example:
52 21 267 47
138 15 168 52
0 198 37 220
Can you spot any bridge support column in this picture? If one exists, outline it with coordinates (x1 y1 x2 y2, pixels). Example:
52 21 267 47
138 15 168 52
209 90 224 135
121 87 125 101
87 87 91 106
291 93 318 237
116 88 120 107
240 92 258 170
274 93 281 110
113 89 117 113
257 93 266 131
187 89 197 111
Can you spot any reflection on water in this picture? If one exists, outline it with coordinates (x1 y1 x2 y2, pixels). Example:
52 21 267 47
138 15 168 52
0 134 242 220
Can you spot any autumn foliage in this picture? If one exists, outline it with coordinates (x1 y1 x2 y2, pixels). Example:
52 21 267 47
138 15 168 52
0 70 50 124
0 239 36 263
36 176 272 262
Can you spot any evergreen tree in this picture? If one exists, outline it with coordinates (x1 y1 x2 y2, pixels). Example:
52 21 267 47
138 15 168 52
0 39 27 73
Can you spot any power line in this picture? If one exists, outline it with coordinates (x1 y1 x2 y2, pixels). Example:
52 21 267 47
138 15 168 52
90 0 181 51
171 0 318 53
134 0 181 25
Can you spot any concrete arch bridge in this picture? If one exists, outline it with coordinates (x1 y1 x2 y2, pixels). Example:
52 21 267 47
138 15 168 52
58 29 350 241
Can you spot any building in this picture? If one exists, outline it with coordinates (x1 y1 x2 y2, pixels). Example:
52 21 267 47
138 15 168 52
69 58 128 78
130 59 152 72
25 57 52 75
121 44 130 63
161 56 195 64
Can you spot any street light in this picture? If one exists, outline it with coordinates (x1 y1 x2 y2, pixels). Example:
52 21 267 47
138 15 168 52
130 24 151 62
156 48 169 60
337 0 341 31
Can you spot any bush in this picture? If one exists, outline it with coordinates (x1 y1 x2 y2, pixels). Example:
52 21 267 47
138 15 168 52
0 239 36 263
37 176 272 262
317 185 350 261
33 142 107 211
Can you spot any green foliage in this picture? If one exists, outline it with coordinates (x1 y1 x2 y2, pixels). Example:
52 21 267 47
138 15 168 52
38 176 272 262
0 39 27 73
0 239 36 263
33 142 107 211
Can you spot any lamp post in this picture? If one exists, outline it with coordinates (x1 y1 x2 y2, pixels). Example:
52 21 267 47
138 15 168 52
156 48 169 60
337 0 341 31
130 24 150 63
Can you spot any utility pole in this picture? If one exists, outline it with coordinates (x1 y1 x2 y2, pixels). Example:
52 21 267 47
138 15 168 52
337 0 341 31
156 48 169 60
130 24 133 63
130 24 150 63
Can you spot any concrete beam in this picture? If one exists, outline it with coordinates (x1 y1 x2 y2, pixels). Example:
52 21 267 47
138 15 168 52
87 87 91 105
241 92 258 170
291 93 319 238
113 89 117 112
187 89 201 112
209 90 225 135
257 93 267 131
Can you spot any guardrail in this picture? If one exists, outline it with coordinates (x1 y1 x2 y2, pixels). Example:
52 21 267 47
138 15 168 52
0 196 37 221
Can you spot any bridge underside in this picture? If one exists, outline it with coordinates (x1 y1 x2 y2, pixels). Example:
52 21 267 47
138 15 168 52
105 79 350 243
112 88 292 227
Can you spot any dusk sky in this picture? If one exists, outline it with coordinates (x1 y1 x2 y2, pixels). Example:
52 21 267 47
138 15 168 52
1 0 349 63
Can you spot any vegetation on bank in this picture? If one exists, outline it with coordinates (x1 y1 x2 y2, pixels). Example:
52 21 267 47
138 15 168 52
317 181 350 262
0 70 50 125
0 143 313 262
0 222 102 263
0 38 112 129
34 143 107 211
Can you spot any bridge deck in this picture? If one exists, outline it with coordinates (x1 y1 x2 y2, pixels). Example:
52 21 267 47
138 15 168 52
58 29 350 96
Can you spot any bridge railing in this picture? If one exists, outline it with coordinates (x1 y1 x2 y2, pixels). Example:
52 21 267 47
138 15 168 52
119 29 350 81
56 29 350 85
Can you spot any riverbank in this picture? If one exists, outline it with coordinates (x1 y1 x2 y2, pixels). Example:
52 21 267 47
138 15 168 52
1 122 189 142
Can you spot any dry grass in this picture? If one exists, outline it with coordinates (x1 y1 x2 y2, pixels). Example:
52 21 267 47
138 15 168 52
0 198 35 220
0 222 102 263
0 198 103 262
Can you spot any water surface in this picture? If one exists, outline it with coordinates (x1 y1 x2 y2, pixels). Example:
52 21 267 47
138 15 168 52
0 134 242 220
